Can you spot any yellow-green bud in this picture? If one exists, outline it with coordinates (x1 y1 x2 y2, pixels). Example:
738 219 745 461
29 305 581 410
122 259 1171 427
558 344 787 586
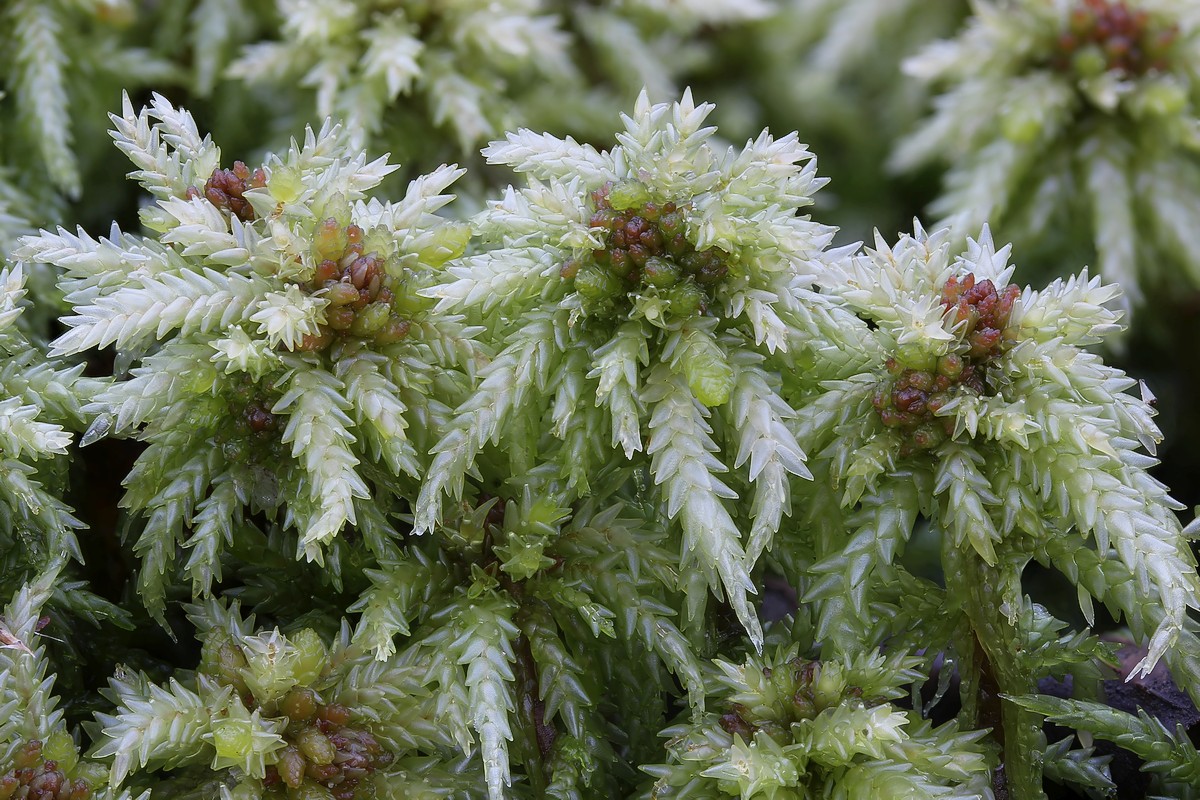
575 264 622 302
812 663 846 709
43 730 79 773
894 345 936 372
643 256 681 288
416 222 472 267
1072 45 1108 78
268 165 303 204
276 745 307 788
290 628 328 686
607 180 651 211
73 761 106 790
349 302 390 336
211 718 256 760
296 728 336 765
528 497 564 529
666 281 704 316
200 631 251 697
685 354 735 407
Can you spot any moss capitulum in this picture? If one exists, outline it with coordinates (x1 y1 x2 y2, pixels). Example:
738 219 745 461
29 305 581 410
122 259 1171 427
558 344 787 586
716 657 878 743
201 164 413 353
873 274 1020 455
298 219 411 351
567 181 727 319
199 632 394 800
1052 0 1179 77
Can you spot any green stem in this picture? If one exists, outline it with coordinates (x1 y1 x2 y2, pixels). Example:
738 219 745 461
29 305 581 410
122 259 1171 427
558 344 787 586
944 541 1045 799
513 628 551 796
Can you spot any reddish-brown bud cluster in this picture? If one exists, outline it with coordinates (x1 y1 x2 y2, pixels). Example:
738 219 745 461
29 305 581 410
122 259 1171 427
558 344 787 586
0 742 90 800
298 219 410 351
1053 0 1178 75
941 273 1019 360
213 375 285 466
263 689 393 800
872 357 978 454
229 377 279 435
202 161 267 222
718 705 757 740
569 182 724 318
874 273 1020 455
242 403 277 434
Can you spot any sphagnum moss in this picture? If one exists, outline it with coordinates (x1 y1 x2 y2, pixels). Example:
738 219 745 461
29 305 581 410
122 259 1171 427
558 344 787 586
895 0 1200 312
415 89 842 654
783 224 1200 796
15 94 482 626
4 72 1200 800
